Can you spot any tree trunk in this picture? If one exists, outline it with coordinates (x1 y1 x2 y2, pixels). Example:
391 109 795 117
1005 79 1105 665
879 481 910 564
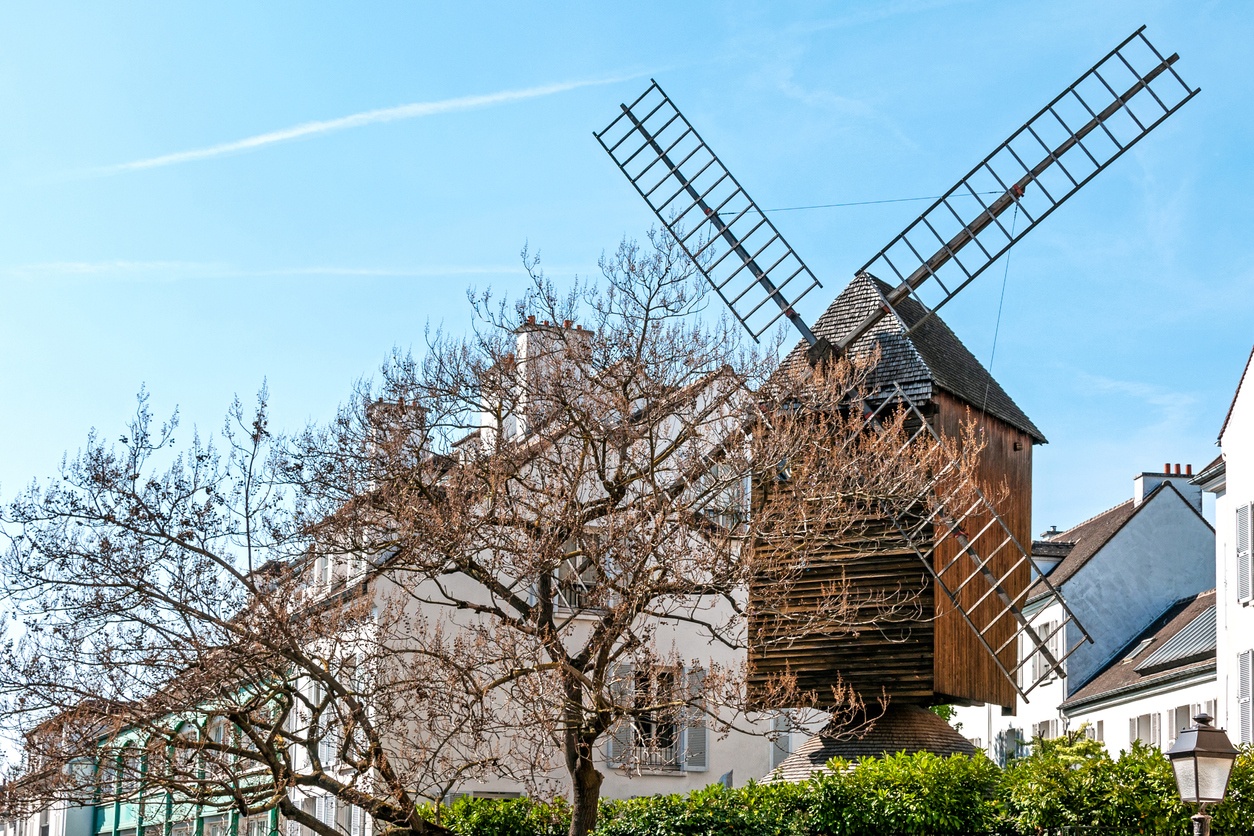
568 747 603 836
564 682 604 836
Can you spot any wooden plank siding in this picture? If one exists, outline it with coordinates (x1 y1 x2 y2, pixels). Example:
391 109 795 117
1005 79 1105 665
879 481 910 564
746 521 935 708
929 391 1033 709
746 392 1033 711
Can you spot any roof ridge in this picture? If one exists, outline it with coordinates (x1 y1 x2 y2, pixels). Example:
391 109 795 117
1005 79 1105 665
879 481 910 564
1059 497 1134 535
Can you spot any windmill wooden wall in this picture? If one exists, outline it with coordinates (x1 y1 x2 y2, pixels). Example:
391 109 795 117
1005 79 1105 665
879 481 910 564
746 394 1032 711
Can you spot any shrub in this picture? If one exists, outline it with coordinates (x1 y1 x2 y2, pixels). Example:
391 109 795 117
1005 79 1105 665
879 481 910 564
418 796 571 836
1210 746 1254 836
803 751 1002 835
596 781 806 836
999 728 1115 831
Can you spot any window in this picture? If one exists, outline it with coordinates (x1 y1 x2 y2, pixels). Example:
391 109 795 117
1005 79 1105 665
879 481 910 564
1082 721 1104 743
1031 719 1059 741
607 665 706 772
300 798 316 836
696 463 748 530
38 809 48 836
243 818 270 836
1239 503 1252 603
1168 705 1193 748
98 750 121 798
203 816 228 836
635 668 680 769
1023 621 1063 688
555 553 596 610
1130 712 1160 748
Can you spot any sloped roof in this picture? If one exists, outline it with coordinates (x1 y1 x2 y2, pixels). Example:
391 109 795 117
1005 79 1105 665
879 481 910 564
762 704 976 783
1027 481 1211 601
1061 590 1216 711
1219 344 1254 443
1191 454 1225 493
782 273 1045 443
1027 499 1136 599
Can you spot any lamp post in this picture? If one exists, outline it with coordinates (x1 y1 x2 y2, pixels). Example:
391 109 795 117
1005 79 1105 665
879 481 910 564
1165 713 1238 836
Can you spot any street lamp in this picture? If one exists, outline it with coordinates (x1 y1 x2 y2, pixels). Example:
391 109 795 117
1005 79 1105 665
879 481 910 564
1165 713 1238 836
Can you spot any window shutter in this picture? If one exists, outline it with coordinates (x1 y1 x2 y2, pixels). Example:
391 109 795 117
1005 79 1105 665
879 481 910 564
607 664 634 767
315 797 325 825
684 667 707 772
769 714 791 770
286 820 298 836
325 799 336 832
1150 712 1160 748
1240 650 1253 745
1129 718 1137 743
1239 504 1253 601
350 806 361 836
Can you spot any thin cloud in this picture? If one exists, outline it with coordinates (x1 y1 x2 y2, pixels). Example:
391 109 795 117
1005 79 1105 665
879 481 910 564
100 74 641 174
0 261 529 282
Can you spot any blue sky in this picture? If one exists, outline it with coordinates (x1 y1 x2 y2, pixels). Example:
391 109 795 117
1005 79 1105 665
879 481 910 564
0 1 1249 531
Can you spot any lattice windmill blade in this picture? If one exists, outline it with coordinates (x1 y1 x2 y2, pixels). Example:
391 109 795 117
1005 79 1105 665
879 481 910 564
864 385 1090 697
595 82 825 348
835 27 1199 358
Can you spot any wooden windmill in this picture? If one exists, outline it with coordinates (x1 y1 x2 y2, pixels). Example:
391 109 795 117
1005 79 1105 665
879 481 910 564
595 28 1197 711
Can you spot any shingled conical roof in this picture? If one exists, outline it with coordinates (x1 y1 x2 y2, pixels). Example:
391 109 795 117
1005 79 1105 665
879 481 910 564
781 273 1045 444
763 704 977 783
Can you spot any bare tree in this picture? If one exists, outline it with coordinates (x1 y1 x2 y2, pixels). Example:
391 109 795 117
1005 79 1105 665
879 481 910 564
1 230 980 836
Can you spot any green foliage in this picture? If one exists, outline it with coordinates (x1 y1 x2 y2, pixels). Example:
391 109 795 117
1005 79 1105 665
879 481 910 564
413 743 1254 836
1000 728 1116 831
596 781 806 836
597 752 999 836
1211 746 1254 835
1100 740 1189 833
417 796 571 836
803 751 1002 835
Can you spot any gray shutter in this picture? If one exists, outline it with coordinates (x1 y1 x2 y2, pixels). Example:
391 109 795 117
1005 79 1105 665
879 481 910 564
349 807 360 836
1238 504 1252 601
607 664 634 767
315 797 325 825
685 667 707 772
325 799 336 832
769 714 791 770
1129 718 1137 744
1150 712 1160 748
286 820 298 836
1240 650 1253 745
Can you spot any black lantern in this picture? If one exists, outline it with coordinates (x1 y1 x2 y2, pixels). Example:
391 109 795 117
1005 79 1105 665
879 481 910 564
1165 714 1238 836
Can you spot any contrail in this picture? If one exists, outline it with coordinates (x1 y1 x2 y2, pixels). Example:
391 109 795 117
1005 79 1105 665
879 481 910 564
102 75 637 173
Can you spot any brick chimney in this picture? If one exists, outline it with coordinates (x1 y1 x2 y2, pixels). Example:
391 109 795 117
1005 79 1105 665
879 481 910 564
1133 463 1202 511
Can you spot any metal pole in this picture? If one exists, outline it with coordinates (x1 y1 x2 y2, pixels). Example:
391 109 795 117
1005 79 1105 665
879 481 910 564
1192 811 1210 836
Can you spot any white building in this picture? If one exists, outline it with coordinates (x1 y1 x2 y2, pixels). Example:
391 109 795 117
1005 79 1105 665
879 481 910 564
1194 344 1254 746
952 466 1215 759
1059 589 1216 752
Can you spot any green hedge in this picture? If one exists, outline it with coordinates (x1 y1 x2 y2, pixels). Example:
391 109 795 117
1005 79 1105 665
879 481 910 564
424 741 1254 836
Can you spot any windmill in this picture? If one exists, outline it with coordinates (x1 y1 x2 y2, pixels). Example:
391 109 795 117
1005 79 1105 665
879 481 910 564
594 27 1197 712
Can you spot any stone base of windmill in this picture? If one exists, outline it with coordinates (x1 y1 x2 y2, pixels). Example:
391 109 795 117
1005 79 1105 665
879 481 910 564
763 703 976 783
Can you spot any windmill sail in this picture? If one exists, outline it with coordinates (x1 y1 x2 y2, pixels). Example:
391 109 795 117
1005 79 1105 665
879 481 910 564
595 27 1195 702
841 27 1198 356
595 82 824 347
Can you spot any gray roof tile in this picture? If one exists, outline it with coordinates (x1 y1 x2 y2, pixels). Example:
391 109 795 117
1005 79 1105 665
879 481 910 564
782 274 1045 443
